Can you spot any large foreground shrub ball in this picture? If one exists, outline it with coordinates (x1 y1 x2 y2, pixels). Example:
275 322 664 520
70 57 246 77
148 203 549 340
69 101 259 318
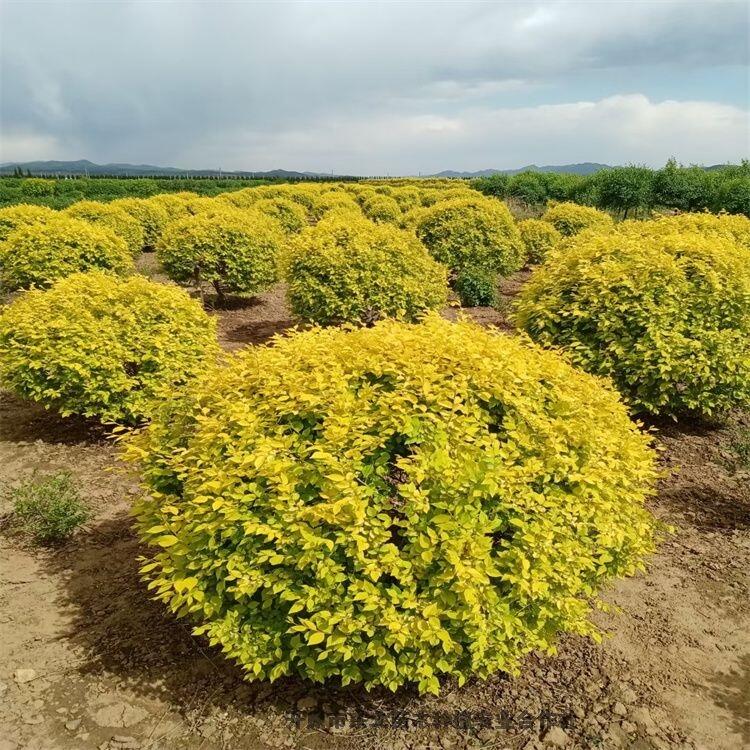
541 202 614 237
514 227 750 418
0 216 134 291
125 316 658 694
157 211 282 304
0 272 219 424
283 214 448 325
415 197 524 275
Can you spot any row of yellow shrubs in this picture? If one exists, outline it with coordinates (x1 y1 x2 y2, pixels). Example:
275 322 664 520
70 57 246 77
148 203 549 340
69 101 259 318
0 189 624 304
0 185 625 431
0 180 748 695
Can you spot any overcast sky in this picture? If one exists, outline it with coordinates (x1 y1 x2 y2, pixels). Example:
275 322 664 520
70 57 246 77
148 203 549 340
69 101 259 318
1 1 748 174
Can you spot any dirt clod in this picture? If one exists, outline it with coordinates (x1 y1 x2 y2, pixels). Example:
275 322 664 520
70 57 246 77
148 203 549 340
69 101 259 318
13 669 37 684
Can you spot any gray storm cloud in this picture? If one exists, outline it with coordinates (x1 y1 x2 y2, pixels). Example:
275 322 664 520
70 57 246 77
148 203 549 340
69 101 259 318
1 0 748 173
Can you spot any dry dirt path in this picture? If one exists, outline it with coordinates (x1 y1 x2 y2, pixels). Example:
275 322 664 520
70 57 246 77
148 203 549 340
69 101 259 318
1 282 748 750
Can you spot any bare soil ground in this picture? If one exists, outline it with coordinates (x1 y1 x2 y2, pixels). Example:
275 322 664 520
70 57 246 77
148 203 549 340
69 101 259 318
1 273 748 750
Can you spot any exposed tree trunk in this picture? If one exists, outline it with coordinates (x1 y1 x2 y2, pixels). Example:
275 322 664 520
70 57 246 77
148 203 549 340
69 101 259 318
212 279 226 307
195 268 205 307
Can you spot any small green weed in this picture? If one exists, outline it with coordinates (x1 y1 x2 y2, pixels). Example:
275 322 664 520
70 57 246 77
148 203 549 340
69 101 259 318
11 473 89 544
727 427 750 470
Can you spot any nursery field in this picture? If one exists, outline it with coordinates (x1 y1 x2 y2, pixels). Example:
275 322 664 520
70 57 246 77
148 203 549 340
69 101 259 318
1 286 748 750
0 179 749 750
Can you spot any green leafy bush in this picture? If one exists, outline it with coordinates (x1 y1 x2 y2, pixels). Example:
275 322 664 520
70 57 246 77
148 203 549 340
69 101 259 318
19 178 56 197
283 213 448 325
517 219 562 263
453 267 497 306
0 272 219 423
593 166 654 218
541 202 614 237
514 225 750 417
713 176 750 217
415 197 524 275
0 216 133 291
65 200 145 255
125 315 657 694
0 204 57 241
11 473 89 544
157 209 283 304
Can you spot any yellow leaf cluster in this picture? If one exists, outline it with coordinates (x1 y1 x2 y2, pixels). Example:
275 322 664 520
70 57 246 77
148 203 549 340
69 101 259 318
514 219 750 417
0 271 219 423
124 315 658 694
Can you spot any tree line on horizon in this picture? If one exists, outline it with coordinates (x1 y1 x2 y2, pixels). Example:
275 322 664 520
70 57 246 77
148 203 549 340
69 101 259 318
471 159 750 217
0 159 747 216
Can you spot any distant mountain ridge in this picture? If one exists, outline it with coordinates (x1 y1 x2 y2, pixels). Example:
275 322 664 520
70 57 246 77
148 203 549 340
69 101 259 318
0 159 738 179
431 163 611 178
0 159 330 179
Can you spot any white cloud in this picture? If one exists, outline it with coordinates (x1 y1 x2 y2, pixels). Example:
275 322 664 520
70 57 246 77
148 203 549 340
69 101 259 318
0 133 63 164
183 95 749 174
1 1 747 171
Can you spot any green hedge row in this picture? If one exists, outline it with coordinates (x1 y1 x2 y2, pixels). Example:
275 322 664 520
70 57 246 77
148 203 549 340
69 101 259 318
471 159 750 217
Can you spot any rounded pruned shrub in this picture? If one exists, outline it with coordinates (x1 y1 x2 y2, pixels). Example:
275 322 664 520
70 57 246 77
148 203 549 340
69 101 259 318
399 205 430 232
125 315 657 694
0 272 219 424
65 200 145 256
651 212 750 250
453 267 497 306
518 218 562 263
214 188 263 210
0 204 57 241
362 194 402 224
148 191 202 220
419 187 476 207
415 197 524 275
0 216 134 291
253 198 308 234
514 225 750 417
541 202 614 237
391 187 422 211
309 192 362 220
157 209 283 304
283 213 448 325
110 198 170 249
